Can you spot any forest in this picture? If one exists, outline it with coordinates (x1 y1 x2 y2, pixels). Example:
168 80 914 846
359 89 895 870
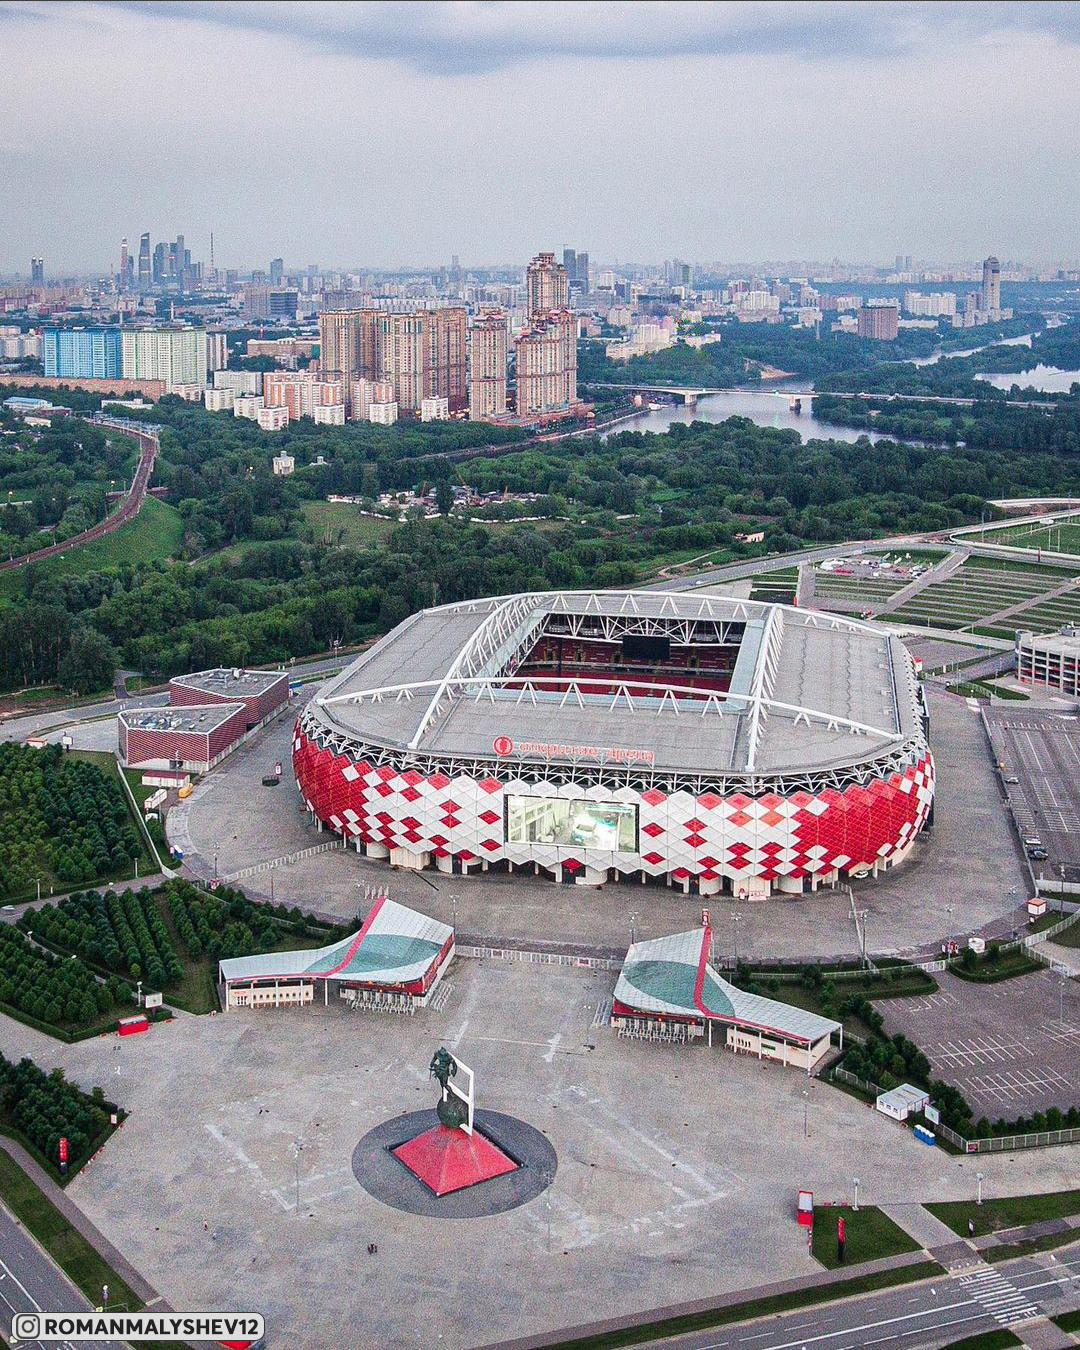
5 411 1080 688
0 411 139 561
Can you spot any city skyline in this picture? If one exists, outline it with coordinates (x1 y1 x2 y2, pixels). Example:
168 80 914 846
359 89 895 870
3 1 1080 272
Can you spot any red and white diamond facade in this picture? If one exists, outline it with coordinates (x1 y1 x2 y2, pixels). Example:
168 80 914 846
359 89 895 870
295 591 934 896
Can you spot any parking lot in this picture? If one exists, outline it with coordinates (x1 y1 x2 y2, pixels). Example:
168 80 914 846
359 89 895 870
882 966 1080 1121
984 708 1080 883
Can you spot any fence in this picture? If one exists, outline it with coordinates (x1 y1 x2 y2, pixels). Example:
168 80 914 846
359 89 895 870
224 839 346 881
456 943 623 971
830 1065 1080 1155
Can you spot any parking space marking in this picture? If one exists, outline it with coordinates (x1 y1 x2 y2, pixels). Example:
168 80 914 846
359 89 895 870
928 1037 1030 1067
963 1065 1073 1103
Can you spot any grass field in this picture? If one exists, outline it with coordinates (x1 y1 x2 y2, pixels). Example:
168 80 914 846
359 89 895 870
968 513 1080 557
300 501 395 548
749 566 799 603
811 1205 921 1270
0 495 183 596
927 1189 1080 1237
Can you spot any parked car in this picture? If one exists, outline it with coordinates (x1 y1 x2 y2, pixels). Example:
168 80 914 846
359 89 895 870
1028 847 1049 861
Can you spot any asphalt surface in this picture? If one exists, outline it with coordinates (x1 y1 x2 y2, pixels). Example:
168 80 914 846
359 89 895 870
657 1244 1080 1349
0 1201 125 1350
0 421 158 574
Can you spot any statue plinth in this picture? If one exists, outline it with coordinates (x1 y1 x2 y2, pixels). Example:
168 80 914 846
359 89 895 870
389 1045 520 1196
391 1123 518 1196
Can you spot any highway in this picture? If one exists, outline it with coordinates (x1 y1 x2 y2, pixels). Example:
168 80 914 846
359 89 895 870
0 422 159 574
655 1245 1080 1349
0 1200 124 1350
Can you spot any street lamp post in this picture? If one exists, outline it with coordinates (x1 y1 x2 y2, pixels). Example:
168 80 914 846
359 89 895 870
976 1171 983 1206
629 912 637 947
853 1177 860 1211
293 1138 304 1215
802 1088 809 1139
731 912 740 974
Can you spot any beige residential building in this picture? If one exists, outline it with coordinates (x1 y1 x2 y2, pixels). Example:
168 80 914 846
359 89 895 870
321 307 465 415
526 252 569 318
514 309 577 416
468 311 508 419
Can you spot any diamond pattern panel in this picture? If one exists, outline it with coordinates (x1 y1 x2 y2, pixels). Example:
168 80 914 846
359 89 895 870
293 724 934 887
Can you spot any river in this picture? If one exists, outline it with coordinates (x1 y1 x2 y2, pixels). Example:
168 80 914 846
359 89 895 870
976 364 1080 394
600 388 886 443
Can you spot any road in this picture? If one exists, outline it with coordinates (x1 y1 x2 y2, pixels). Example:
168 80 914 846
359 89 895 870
0 420 159 574
656 1245 1080 1349
0 1201 124 1350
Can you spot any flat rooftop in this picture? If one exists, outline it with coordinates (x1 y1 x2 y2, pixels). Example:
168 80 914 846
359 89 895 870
309 591 923 777
172 668 286 697
120 703 245 734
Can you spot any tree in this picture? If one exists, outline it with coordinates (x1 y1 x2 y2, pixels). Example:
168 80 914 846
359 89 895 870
434 480 454 516
58 627 117 695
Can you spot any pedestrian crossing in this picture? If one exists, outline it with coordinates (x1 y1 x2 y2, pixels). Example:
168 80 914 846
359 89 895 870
954 1265 1041 1325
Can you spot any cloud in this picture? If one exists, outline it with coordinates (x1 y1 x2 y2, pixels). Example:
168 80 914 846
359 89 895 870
8 0 1080 75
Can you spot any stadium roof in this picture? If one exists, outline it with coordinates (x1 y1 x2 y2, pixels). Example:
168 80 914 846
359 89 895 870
613 927 840 1045
310 590 923 779
217 896 452 987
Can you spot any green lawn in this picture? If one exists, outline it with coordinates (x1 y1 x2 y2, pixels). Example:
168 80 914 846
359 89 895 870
1054 1309 1080 1333
940 1332 1021 1350
985 1225 1080 1263
0 495 183 595
926 1189 1080 1237
811 1205 921 1270
300 501 395 548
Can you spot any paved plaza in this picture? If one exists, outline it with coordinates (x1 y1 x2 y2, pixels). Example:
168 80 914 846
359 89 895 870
2 958 1078 1350
882 965 1080 1121
165 686 1029 961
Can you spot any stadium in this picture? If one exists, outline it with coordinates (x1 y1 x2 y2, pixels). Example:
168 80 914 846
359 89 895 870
293 590 934 896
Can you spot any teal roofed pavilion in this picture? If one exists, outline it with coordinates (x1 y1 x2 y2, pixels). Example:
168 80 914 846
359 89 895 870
612 926 840 1071
218 895 454 1012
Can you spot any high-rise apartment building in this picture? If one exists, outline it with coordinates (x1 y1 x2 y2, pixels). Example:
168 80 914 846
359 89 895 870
377 308 467 414
30 258 44 284
120 325 208 391
514 310 577 416
320 307 466 415
270 257 284 283
205 330 228 372
119 238 130 289
43 326 123 379
138 233 151 291
981 256 1001 313
526 252 569 317
469 311 508 420
856 305 899 340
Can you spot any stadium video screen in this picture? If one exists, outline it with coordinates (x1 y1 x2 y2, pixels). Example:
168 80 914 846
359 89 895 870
505 796 638 852
622 634 670 661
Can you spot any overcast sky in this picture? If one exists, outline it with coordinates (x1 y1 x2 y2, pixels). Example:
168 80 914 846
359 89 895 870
2 0 1079 275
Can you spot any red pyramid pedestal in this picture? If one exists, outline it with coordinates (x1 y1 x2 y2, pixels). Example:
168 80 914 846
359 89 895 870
392 1123 519 1196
